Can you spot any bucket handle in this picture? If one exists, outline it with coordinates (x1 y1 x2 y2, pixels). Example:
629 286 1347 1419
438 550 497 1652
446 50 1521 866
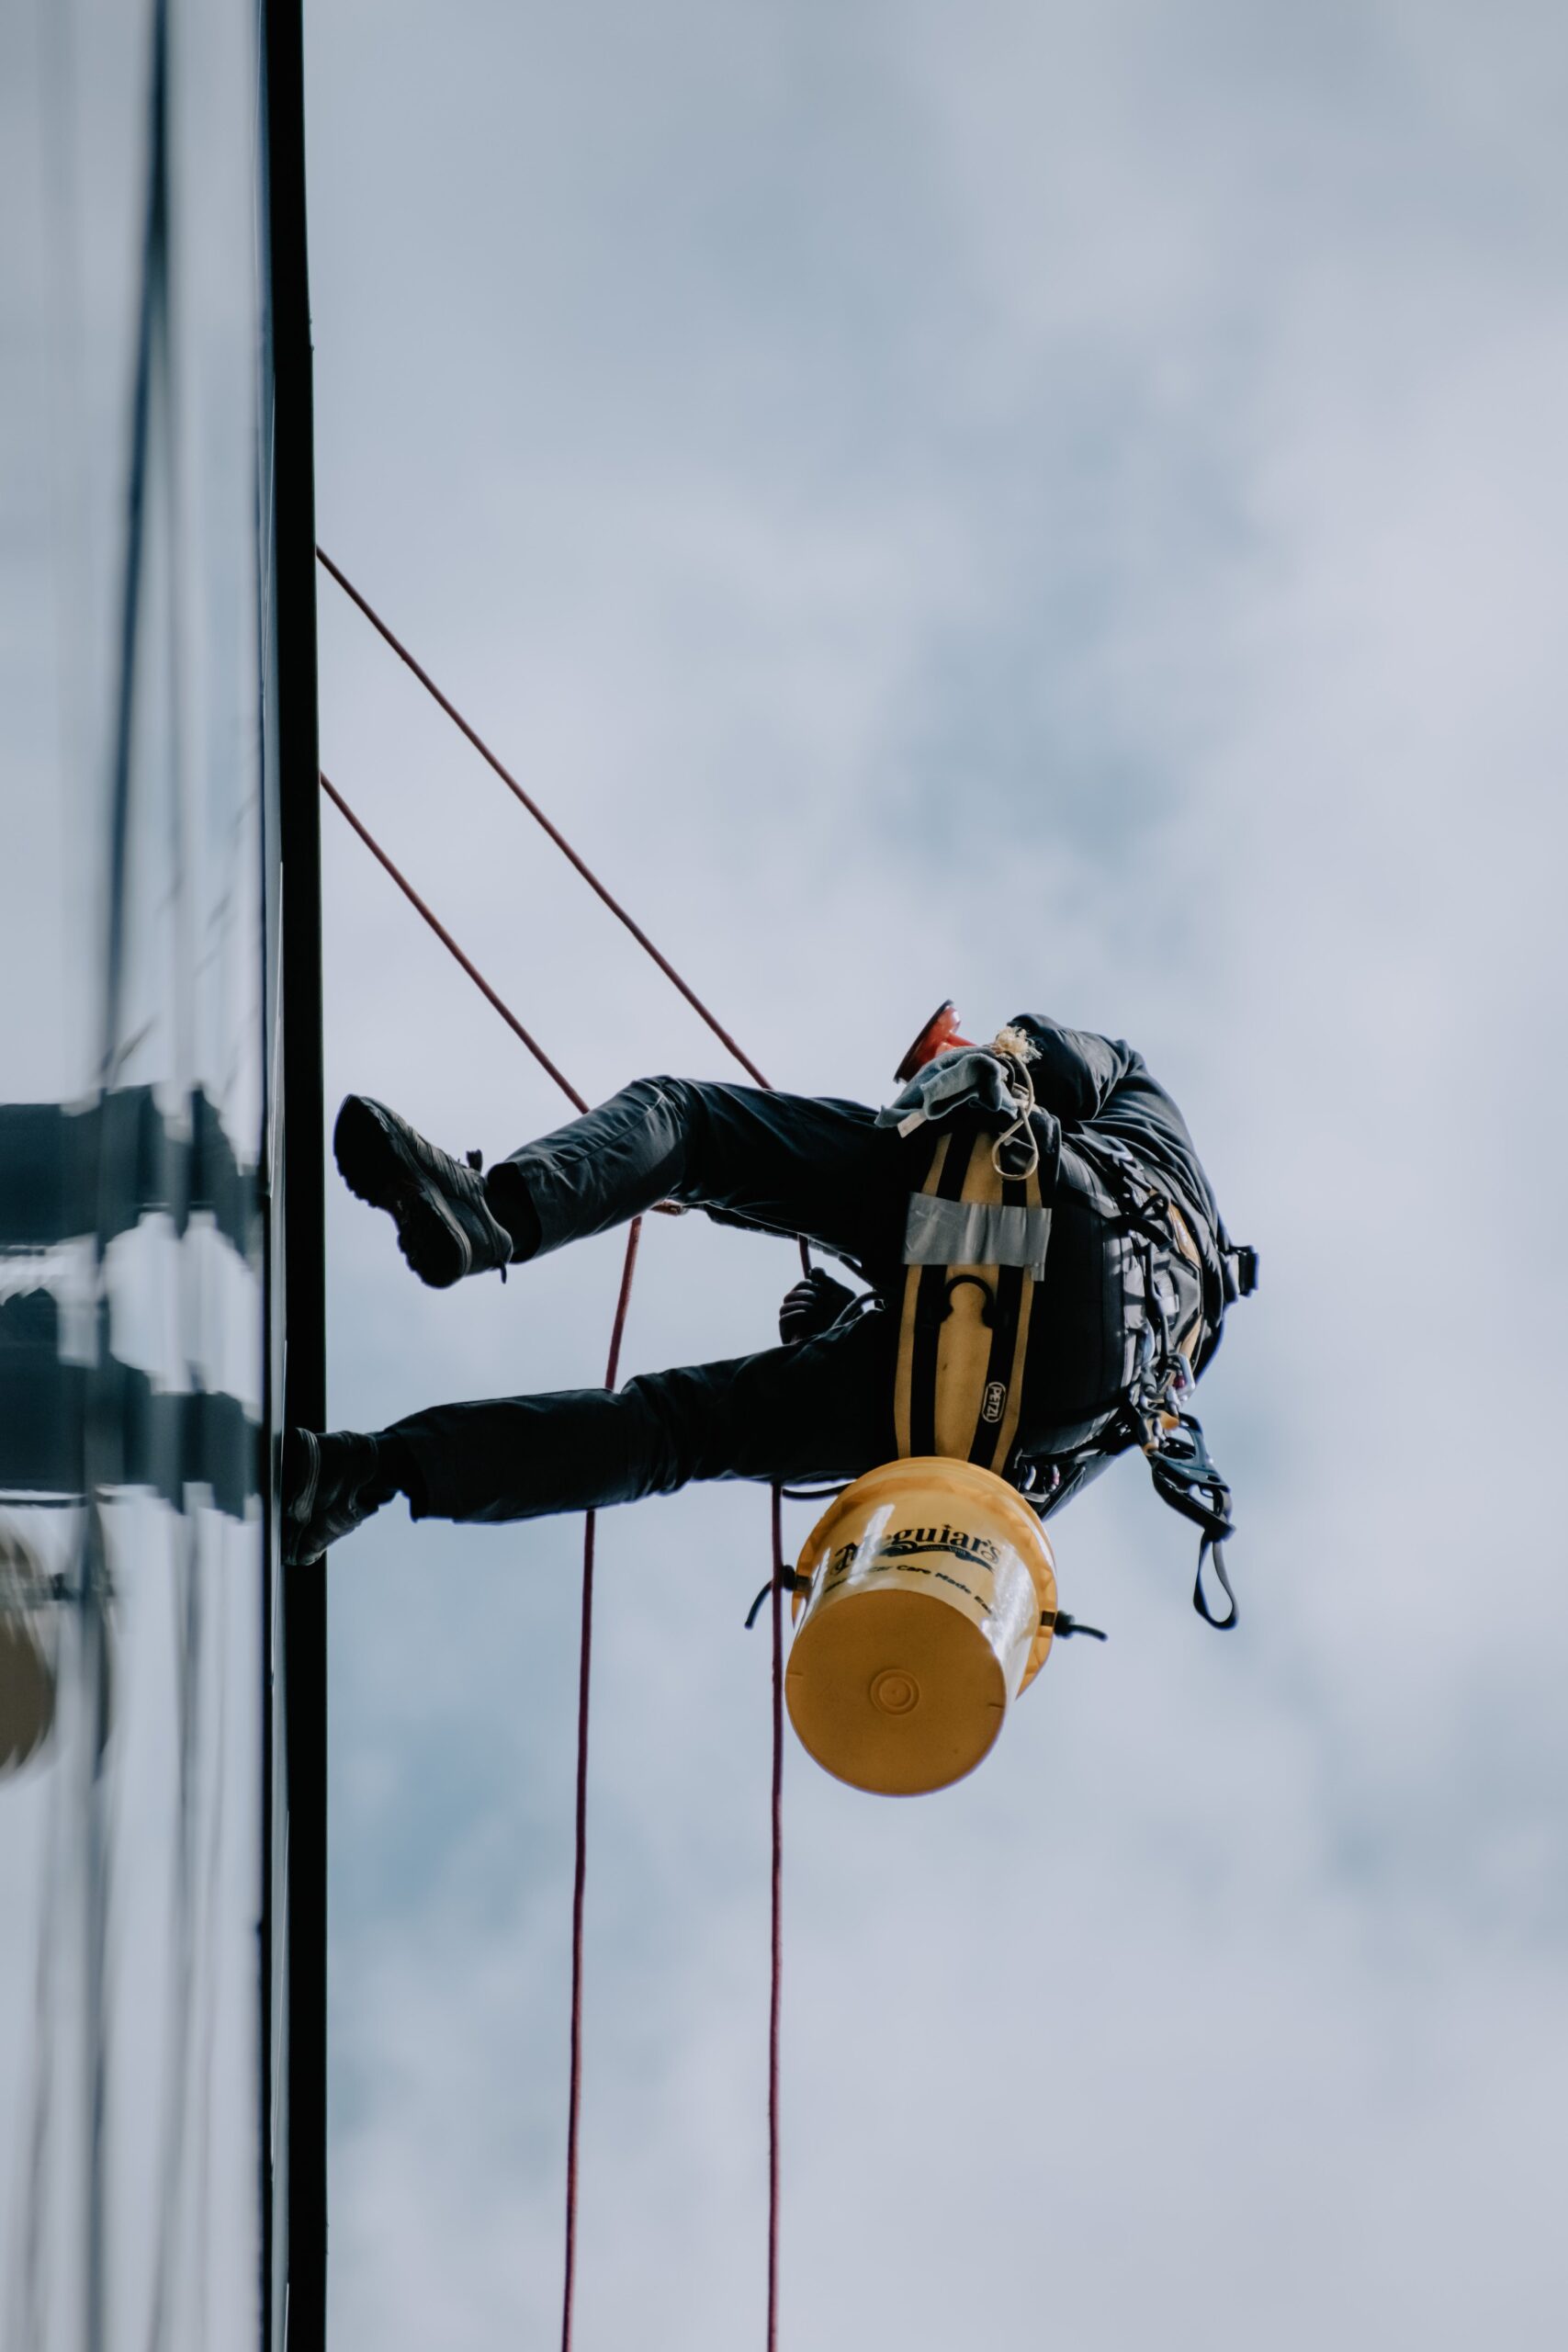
744 1566 807 1631
1046 1608 1107 1643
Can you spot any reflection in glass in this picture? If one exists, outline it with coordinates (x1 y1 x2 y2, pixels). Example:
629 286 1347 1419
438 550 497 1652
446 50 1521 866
1 0 276 2343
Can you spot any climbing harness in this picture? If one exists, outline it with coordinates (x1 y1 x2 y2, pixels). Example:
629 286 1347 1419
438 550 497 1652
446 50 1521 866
760 1029 1112 1795
1074 1127 1257 1627
890 1006 1258 1629
892 1085 1055 1476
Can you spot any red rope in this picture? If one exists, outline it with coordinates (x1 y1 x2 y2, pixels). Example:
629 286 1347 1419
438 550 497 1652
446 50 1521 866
317 767 627 2344
561 1216 642 2352
767 1485 786 2349
320 770 589 1114
320 627 799 2336
317 545 774 1089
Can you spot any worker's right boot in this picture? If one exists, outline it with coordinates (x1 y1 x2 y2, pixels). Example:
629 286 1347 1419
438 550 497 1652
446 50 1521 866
333 1094 516 1288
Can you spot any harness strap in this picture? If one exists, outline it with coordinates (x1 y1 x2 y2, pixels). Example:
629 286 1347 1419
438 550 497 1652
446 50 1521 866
1223 1240 1259 1302
893 1123 1050 1476
1192 1537 1237 1630
1142 1405 1240 1630
890 1116 1247 1633
1164 1199 1206 1363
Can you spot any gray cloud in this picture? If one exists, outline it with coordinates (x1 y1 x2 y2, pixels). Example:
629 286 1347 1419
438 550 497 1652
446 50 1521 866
305 1 1568 2344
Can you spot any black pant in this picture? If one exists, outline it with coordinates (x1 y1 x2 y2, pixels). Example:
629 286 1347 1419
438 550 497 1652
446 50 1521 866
391 1080 916 1524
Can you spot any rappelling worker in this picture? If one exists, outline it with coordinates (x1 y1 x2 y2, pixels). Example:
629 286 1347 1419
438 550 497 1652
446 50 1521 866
282 1012 1255 1617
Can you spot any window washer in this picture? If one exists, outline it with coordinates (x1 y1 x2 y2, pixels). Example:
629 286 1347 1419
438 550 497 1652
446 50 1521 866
282 1010 1255 1620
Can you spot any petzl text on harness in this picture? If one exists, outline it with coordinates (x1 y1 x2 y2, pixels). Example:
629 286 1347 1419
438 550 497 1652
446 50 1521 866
893 1108 1056 1477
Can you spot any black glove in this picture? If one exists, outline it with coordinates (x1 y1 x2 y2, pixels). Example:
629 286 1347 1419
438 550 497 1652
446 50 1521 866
778 1267 855 1345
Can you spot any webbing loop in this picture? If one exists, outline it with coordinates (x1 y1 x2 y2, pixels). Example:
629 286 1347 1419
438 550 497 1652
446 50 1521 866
1192 1536 1238 1631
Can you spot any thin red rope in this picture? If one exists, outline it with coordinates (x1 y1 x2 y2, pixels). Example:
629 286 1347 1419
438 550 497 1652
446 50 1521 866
321 737 797 2341
317 766 624 2346
561 1216 642 2352
767 1484 786 2350
316 545 774 1090
320 770 589 1114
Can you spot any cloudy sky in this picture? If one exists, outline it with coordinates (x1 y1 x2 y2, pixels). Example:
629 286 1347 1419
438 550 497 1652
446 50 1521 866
303 4 1568 2345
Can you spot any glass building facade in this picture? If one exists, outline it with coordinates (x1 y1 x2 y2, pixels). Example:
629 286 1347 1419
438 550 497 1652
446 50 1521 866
1 2 318 2344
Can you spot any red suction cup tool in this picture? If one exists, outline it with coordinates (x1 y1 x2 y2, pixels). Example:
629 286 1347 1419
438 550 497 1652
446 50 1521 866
894 1001 976 1084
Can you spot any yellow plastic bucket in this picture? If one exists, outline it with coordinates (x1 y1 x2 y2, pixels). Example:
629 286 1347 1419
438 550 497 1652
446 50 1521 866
785 1456 1057 1795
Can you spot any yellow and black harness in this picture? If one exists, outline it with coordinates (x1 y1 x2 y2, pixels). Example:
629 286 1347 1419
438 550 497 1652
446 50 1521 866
889 1094 1253 1629
892 1113 1055 1478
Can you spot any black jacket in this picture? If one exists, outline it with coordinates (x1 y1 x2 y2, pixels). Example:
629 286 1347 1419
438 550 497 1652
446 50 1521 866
1000 1014 1235 1468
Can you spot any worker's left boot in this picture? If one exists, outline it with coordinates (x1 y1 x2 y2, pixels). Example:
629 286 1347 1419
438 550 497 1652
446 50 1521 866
282 1427 409 1565
333 1094 515 1287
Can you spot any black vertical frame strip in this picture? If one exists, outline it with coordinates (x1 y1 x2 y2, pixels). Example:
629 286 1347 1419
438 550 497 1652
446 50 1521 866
263 2 327 2346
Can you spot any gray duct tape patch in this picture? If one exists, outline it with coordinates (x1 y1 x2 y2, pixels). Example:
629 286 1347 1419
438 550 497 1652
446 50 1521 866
902 1194 1053 1278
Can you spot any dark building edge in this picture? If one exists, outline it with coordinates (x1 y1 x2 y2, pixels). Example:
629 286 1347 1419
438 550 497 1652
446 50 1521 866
263 1 328 2346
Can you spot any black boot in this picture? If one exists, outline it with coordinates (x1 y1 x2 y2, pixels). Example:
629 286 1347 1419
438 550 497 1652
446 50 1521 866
282 1427 406 1565
333 1095 515 1288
